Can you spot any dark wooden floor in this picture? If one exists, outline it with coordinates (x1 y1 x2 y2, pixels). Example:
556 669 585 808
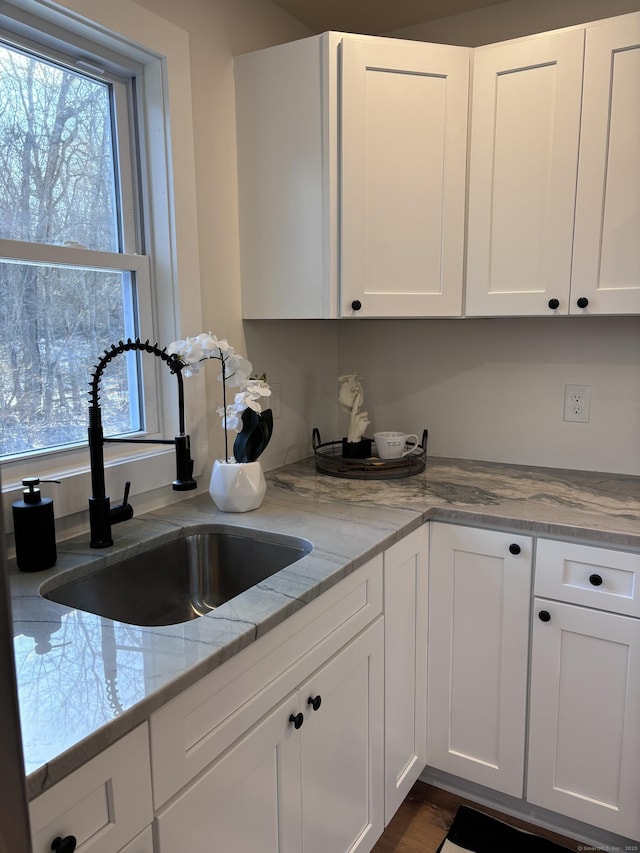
372 782 583 852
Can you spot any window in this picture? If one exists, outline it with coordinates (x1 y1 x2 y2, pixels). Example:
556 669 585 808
0 29 152 459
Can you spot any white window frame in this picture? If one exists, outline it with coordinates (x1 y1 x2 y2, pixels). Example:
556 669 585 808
0 0 205 531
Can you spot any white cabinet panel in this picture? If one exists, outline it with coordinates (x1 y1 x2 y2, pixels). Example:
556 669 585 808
466 30 584 316
156 620 384 853
571 13 640 315
383 525 428 822
235 33 469 319
535 538 640 616
341 39 468 317
427 524 532 795
528 600 640 839
29 725 152 853
155 693 302 853
299 620 384 853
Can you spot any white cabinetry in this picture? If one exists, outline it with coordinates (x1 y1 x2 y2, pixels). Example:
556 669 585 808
235 33 469 319
571 13 640 314
467 13 640 317
151 557 384 853
383 525 428 822
156 622 383 853
466 30 584 317
427 523 532 796
528 539 640 839
29 725 152 853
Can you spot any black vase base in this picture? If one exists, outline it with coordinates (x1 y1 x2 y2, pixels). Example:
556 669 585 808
341 438 372 459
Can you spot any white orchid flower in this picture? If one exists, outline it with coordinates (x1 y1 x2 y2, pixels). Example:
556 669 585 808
222 353 253 387
176 331 272 458
242 379 271 412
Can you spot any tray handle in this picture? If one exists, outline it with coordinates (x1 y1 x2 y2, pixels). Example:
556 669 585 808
312 427 322 450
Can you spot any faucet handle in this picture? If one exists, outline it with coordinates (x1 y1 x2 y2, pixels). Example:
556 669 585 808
110 481 134 525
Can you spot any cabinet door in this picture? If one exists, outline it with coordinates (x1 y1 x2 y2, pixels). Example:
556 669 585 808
155 692 302 853
383 526 428 822
571 13 640 315
466 30 584 316
29 725 152 853
341 38 469 317
528 600 640 839
299 619 384 853
427 524 532 795
118 826 153 853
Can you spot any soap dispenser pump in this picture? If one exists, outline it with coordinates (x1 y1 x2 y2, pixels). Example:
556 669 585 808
12 477 60 572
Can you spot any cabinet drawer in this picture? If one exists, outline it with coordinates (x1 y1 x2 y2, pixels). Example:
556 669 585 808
535 539 640 616
29 725 152 853
150 556 383 806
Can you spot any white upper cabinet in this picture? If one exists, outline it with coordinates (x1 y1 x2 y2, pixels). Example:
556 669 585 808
571 13 640 315
465 30 584 317
467 13 640 317
340 39 469 317
236 13 639 320
235 33 469 319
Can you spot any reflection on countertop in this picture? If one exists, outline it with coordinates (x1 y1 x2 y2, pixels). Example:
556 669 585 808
9 455 639 799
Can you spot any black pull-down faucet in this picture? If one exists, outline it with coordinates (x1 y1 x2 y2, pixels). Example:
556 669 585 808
88 338 197 548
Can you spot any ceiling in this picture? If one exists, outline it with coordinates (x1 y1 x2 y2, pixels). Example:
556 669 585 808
269 0 508 35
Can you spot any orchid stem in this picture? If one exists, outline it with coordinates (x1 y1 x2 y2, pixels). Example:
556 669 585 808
221 356 229 461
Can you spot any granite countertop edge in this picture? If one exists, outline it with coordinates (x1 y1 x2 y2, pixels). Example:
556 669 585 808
10 456 639 800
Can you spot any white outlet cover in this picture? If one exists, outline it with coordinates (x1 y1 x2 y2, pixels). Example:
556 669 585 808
563 384 591 423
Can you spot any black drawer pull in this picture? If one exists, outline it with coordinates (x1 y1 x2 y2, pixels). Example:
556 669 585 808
508 543 521 555
289 712 304 729
51 838 77 853
589 573 603 587
538 610 551 623
307 695 322 711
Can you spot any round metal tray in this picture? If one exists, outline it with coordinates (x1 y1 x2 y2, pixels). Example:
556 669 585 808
312 428 428 480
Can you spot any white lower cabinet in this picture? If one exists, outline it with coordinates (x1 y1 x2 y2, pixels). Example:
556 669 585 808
527 539 640 840
383 525 428 822
426 523 532 796
155 620 384 853
118 827 153 853
29 725 152 853
151 557 384 853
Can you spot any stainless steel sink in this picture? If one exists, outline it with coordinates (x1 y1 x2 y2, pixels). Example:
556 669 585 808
42 526 312 627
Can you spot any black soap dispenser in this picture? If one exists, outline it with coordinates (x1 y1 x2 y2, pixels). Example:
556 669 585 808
12 477 60 572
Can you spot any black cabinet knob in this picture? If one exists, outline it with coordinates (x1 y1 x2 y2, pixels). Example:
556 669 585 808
307 695 322 711
351 300 362 311
538 610 551 623
589 573 603 587
576 296 589 309
548 298 560 310
508 543 521 555
289 712 304 729
51 837 77 852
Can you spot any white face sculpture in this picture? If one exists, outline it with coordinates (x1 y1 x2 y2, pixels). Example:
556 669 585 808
338 374 364 411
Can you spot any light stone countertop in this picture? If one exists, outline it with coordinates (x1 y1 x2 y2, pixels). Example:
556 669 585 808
9 455 639 800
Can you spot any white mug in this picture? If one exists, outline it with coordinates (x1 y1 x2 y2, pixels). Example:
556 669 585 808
374 431 419 460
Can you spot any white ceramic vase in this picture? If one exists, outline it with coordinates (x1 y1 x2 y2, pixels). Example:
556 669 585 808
208 460 266 512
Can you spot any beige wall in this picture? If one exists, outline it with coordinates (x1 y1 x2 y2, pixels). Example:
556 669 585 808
102 0 338 469
333 0 640 475
58 0 640 477
337 318 640 474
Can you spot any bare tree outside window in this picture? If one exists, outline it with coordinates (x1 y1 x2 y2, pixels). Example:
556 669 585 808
0 39 143 458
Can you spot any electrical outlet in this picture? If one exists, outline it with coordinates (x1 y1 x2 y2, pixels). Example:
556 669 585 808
270 382 281 419
563 384 591 423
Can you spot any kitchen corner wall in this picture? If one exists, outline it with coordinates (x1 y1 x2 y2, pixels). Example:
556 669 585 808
337 317 640 476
